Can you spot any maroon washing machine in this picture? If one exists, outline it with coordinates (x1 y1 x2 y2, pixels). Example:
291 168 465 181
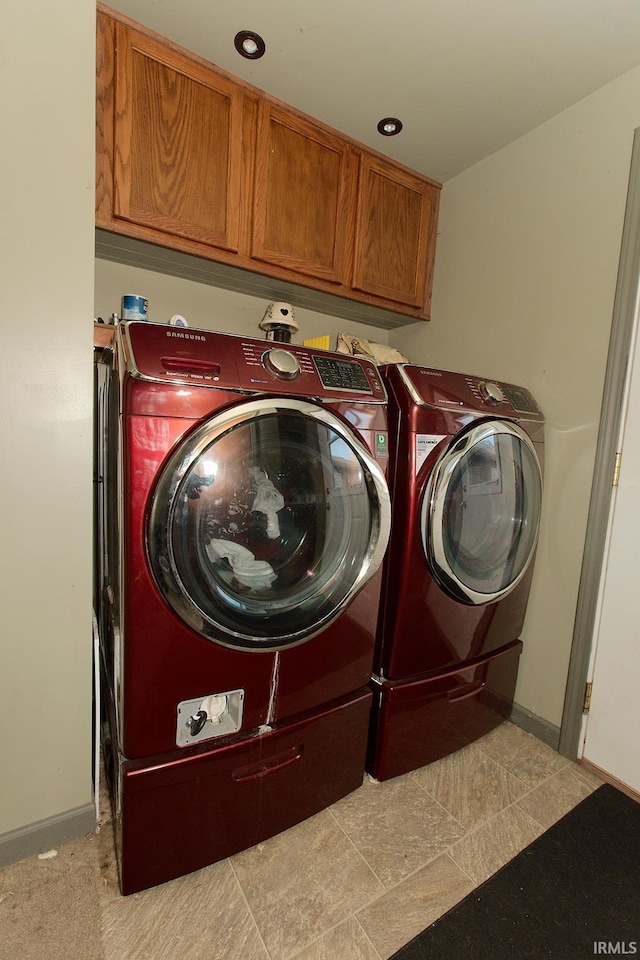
367 363 544 781
97 321 391 893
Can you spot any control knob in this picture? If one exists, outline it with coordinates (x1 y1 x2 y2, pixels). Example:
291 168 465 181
263 348 301 380
479 381 505 405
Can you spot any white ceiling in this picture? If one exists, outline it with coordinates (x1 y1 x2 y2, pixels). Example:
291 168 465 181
106 0 640 182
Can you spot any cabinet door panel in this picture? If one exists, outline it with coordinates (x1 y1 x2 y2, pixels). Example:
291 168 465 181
114 25 243 252
252 104 355 284
353 156 439 310
97 6 441 323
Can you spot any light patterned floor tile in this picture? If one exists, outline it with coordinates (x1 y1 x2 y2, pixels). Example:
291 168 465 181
100 855 268 960
516 763 601 830
573 761 607 790
289 917 380 960
357 854 474 960
411 740 528 830
231 810 383 960
0 833 103 960
477 721 570 788
331 774 466 888
449 802 544 885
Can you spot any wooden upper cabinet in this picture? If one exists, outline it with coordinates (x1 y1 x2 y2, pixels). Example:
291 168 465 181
111 22 245 253
252 103 357 285
353 155 440 310
96 5 441 324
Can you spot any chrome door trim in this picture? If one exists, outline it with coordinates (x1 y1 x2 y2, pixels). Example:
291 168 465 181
396 363 426 406
421 419 542 605
147 396 391 649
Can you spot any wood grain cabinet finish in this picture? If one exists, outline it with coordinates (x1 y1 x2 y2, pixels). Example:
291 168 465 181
96 4 441 322
111 23 245 253
252 103 357 286
353 155 439 311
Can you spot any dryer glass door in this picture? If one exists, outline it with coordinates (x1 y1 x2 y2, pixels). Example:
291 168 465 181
148 398 390 649
422 420 542 605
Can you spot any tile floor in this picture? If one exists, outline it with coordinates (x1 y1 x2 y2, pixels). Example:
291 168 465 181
6 722 604 960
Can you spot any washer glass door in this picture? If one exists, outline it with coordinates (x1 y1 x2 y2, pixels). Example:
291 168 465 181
422 420 542 604
148 398 390 649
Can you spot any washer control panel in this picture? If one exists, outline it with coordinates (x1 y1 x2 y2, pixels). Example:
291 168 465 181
122 322 387 402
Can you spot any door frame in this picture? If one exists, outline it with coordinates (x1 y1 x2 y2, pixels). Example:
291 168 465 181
559 127 640 757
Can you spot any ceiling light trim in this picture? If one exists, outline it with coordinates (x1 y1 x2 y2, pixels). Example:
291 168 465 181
377 118 403 137
234 30 266 60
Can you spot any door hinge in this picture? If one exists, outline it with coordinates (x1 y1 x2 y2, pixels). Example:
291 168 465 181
612 451 622 486
583 681 593 714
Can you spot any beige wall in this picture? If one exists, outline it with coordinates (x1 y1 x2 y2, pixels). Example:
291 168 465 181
0 0 95 838
94 260 391 346
391 66 640 726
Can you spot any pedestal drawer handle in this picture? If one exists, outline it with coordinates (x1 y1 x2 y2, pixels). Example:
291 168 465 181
232 744 304 783
447 680 486 703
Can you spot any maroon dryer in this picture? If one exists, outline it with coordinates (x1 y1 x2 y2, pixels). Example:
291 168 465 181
368 363 544 781
97 321 391 893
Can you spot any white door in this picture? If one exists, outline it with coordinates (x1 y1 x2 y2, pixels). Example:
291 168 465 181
582 310 640 794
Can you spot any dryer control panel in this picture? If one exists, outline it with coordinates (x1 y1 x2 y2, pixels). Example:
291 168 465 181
121 322 387 403
395 364 544 420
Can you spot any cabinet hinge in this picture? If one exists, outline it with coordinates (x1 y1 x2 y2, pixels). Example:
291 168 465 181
613 451 622 486
583 681 593 714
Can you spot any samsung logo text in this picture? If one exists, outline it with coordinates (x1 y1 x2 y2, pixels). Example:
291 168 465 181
166 332 207 341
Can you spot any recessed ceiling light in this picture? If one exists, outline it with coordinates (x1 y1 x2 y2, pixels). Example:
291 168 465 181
377 118 403 136
234 30 266 60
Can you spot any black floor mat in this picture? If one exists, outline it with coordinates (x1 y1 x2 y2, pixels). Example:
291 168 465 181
391 784 640 959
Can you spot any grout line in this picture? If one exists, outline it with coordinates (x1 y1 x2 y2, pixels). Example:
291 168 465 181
445 796 544 885
229 804 388 960
227 856 273 960
510 763 597 830
284 915 385 960
354 914 385 960
443 759 602 886
284 922 342 960
410 780 469 833
325 792 390 893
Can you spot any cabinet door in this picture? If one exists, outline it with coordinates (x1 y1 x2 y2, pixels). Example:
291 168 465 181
352 155 439 311
113 24 245 252
252 103 356 284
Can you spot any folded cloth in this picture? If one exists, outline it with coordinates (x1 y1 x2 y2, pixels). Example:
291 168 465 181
336 332 409 365
250 467 285 539
205 539 277 590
